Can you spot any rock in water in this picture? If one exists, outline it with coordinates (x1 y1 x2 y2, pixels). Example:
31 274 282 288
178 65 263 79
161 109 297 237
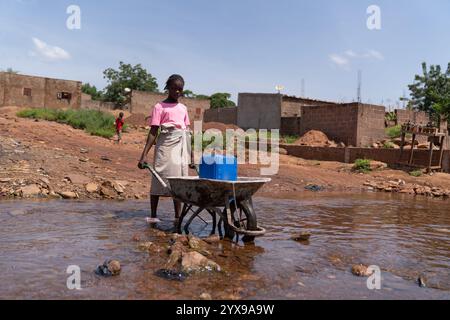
188 235 211 256
203 235 221 244
351 264 372 277
417 275 427 288
291 232 311 242
107 260 121 276
155 269 188 282
95 260 121 277
181 251 221 274
200 293 213 300
304 184 324 192
165 241 186 270
58 191 78 199
138 242 154 251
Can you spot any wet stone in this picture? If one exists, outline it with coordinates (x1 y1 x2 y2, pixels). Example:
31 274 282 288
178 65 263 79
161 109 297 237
155 269 188 282
291 232 312 242
95 260 121 277
351 264 372 277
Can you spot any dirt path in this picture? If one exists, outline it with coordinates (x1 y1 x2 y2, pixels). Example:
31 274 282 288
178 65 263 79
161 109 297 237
1 106 449 201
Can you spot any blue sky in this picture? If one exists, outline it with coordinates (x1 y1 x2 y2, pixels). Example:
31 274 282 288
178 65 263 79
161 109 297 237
1 0 449 106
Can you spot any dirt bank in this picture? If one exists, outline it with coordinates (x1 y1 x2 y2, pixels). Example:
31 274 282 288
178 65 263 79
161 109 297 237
1 107 449 201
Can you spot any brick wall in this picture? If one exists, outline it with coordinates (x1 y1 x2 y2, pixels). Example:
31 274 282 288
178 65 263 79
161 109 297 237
1 73 46 108
281 144 450 172
281 96 336 117
301 103 360 146
0 73 81 109
203 107 237 124
44 77 82 109
237 93 282 130
130 90 210 122
395 109 430 125
357 104 387 147
281 117 302 136
282 145 347 162
281 101 302 117
81 93 116 110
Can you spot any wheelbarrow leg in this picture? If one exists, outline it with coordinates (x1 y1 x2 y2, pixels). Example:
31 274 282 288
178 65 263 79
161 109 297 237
177 203 192 234
184 207 204 235
206 209 217 236
222 197 237 241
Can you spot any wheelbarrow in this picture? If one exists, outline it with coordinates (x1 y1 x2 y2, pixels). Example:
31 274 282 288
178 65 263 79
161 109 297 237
142 163 270 242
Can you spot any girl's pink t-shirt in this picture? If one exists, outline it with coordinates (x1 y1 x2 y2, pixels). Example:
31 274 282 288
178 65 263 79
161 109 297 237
149 102 191 129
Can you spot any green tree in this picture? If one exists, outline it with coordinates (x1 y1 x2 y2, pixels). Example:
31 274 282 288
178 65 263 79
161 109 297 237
1 68 19 74
407 62 450 122
183 90 195 98
82 83 103 101
195 94 211 100
103 62 158 105
210 93 236 109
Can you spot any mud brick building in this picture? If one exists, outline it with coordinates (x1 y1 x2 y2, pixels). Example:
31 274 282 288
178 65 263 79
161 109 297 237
300 103 386 147
0 72 82 109
203 92 448 148
130 90 211 122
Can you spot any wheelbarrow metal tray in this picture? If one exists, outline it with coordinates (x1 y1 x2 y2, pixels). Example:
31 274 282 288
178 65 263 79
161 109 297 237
167 177 271 207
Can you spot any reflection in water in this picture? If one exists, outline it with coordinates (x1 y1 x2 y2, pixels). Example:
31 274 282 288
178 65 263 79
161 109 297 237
0 193 449 300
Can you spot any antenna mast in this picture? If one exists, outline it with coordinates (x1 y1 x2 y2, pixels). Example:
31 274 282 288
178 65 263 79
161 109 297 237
357 70 362 103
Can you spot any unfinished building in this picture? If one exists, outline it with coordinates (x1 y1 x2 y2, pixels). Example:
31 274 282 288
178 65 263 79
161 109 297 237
0 72 82 109
130 90 211 122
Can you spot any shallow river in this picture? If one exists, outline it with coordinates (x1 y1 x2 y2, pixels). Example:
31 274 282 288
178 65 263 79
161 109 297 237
0 193 449 300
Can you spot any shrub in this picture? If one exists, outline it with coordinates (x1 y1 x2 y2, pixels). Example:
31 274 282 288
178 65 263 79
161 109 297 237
383 141 396 149
353 159 372 173
17 108 116 139
385 112 397 122
409 170 423 177
386 125 402 139
281 135 299 144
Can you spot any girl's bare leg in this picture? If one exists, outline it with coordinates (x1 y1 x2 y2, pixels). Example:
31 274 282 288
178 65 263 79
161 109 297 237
151 195 159 218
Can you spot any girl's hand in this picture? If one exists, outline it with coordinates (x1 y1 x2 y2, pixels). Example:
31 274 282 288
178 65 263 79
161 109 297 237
138 158 147 169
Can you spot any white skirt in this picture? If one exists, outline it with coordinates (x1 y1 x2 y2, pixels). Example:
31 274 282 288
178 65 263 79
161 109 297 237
151 126 190 197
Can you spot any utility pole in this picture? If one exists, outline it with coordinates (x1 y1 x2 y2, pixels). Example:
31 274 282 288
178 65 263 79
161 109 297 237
301 78 305 97
357 70 362 103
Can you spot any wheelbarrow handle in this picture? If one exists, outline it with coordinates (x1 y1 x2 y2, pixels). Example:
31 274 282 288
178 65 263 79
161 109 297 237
142 163 170 191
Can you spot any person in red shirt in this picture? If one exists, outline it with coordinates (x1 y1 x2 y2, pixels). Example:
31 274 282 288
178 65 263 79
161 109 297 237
115 112 125 144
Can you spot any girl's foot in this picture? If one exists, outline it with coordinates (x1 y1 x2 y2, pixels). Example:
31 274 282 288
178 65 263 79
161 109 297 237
146 217 162 224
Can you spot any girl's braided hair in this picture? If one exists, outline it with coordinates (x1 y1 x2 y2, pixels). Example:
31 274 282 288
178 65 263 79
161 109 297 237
164 74 185 91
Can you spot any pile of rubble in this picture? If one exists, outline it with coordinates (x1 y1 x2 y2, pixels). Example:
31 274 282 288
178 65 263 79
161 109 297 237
294 130 346 148
137 233 223 275
371 138 440 150
0 175 134 200
363 179 450 198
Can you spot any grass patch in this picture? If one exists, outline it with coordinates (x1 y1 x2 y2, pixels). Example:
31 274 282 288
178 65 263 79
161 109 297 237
383 141 396 149
385 125 402 139
281 135 299 144
409 170 423 177
17 108 118 139
353 159 372 173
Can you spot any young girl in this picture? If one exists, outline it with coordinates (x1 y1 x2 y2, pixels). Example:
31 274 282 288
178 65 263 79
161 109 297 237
138 74 191 225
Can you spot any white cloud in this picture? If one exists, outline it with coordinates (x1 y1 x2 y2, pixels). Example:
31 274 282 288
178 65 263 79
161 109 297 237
330 49 384 69
31 37 71 61
345 50 357 58
329 54 349 67
363 49 384 60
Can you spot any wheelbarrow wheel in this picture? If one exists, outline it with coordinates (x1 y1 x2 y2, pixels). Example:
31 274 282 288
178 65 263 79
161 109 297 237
224 200 258 243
